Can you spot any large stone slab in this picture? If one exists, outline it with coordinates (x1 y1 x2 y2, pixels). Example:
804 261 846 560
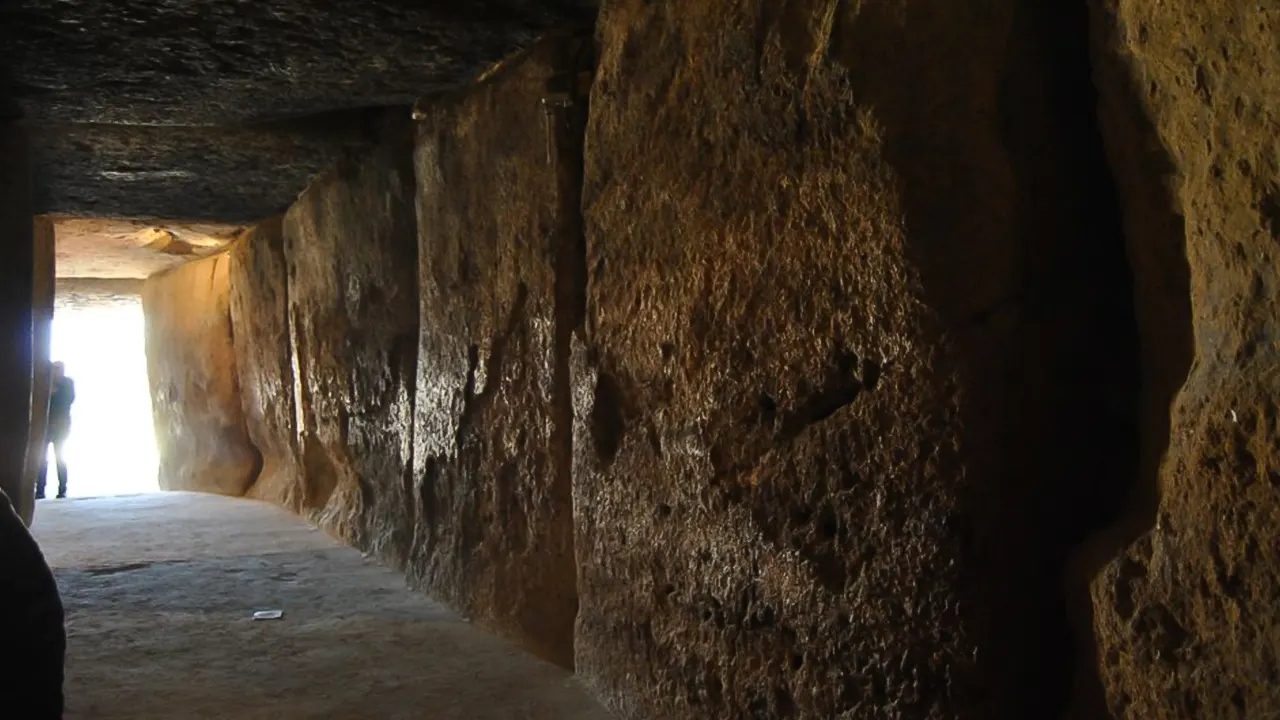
22 217 54 520
53 218 241 279
572 1 1136 717
1087 2 1280 717
228 219 302 512
408 36 588 668
0 119 36 524
7 0 597 224
143 253 259 495
0 487 65 715
1 0 596 126
55 278 144 310
29 121 375 222
283 130 419 554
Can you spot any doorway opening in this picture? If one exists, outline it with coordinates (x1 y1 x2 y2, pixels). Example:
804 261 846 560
46 292 158 498
47 217 241 499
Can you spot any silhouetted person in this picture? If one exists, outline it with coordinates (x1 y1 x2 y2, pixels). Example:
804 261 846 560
0 487 66 717
36 362 74 500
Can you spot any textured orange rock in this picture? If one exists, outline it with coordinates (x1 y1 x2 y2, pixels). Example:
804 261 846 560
573 1 1136 717
52 218 240 279
283 129 419 552
408 35 588 668
228 218 302 512
1088 2 1280 717
142 253 259 495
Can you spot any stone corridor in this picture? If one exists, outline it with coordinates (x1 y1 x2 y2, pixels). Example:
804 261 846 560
2 0 1277 716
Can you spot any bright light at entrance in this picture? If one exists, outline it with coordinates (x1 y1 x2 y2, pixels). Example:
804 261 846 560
48 300 159 498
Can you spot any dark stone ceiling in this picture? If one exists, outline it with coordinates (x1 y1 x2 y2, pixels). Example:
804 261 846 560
1 0 595 222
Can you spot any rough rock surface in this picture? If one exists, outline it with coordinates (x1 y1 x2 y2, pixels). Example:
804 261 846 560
4 0 597 222
143 253 259 495
0 119 37 524
572 1 1135 718
22 217 54 518
1088 2 1280 718
55 278 144 311
1 0 596 126
53 218 241 279
29 121 378 222
0 485 65 715
228 219 302 512
408 36 588 668
283 131 419 553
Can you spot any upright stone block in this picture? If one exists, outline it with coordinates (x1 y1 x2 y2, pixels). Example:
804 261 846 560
572 1 1133 716
22 217 54 518
409 35 588 668
0 119 36 523
283 129 419 555
143 253 259 495
228 218 302 511
1087 1 1280 716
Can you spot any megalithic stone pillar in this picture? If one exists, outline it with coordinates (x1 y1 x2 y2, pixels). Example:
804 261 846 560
23 217 55 515
0 107 37 525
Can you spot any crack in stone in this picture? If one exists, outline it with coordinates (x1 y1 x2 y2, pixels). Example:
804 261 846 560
82 561 157 576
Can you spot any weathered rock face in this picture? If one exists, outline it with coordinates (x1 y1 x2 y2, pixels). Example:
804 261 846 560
228 219 301 512
572 1 1136 717
1088 3 1280 717
143 253 259 495
1 0 596 126
55 279 145 319
0 486 65 715
28 120 381 222
53 218 241 279
408 36 588 668
0 118 37 524
92 1 1279 715
283 130 419 553
5 0 597 222
22 217 54 519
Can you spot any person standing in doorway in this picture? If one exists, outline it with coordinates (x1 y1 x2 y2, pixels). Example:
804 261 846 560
36 361 75 500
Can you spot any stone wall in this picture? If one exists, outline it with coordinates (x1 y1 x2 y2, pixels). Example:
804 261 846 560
55 278 145 309
0 118 36 524
179 1 1280 716
571 1 1134 717
282 128 419 553
1088 2 1280 718
142 253 259 495
215 39 590 668
22 217 55 518
227 218 301 511
408 36 588 668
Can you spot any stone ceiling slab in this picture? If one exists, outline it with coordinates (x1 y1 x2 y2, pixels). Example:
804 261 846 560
29 118 378 221
53 217 241 279
1 0 596 125
55 277 146 311
2 0 596 222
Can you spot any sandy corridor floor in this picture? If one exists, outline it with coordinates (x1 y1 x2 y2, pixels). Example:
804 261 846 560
31 492 609 720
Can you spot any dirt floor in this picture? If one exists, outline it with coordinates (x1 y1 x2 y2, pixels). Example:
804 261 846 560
31 492 610 720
